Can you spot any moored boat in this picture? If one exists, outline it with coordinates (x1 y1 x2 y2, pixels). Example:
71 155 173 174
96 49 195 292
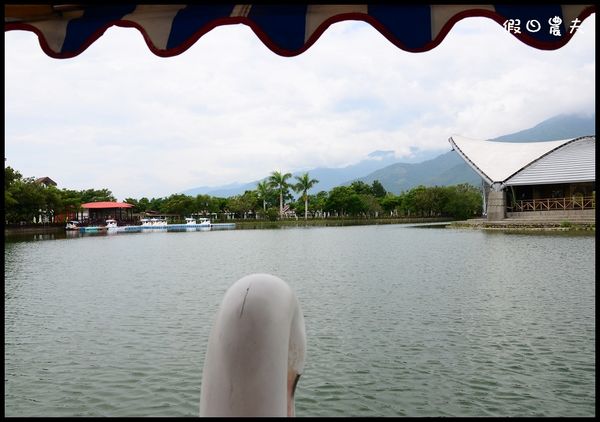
65 220 80 230
158 217 213 230
106 219 119 231
179 217 211 228
141 217 168 228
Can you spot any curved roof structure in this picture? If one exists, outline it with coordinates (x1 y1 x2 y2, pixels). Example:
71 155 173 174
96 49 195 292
4 4 596 59
448 135 595 189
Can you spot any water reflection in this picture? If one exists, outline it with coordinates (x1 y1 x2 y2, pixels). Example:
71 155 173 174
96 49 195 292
4 224 595 417
5 225 234 243
5 231 66 243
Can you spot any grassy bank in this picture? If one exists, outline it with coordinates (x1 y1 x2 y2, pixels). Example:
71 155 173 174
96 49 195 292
230 217 451 230
450 220 595 231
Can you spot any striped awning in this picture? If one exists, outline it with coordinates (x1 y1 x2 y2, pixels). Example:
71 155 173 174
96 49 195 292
4 4 596 59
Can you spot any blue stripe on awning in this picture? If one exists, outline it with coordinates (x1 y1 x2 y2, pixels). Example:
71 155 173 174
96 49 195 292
5 4 595 58
167 5 235 50
62 5 137 54
368 5 432 51
248 5 308 52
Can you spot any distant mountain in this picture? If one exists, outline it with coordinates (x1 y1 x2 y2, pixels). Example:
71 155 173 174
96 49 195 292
181 150 407 197
492 113 595 142
351 151 481 193
182 181 252 198
182 113 595 197
295 150 403 193
350 113 595 194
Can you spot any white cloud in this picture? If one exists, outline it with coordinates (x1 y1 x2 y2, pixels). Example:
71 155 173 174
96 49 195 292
4 14 595 200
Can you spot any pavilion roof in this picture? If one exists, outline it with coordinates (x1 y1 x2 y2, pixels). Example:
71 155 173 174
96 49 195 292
81 201 133 209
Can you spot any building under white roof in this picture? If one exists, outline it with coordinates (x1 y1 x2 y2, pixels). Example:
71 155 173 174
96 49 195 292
448 135 595 221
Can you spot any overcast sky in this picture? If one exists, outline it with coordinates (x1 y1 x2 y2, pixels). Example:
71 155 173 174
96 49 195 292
5 14 595 200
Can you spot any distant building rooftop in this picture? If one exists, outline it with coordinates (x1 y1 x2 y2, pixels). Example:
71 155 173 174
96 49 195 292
35 176 57 186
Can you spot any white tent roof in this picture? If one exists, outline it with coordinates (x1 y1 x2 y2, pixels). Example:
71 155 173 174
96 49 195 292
448 135 595 187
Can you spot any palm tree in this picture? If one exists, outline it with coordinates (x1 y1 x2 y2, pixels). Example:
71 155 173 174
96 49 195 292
293 172 319 220
256 180 271 211
268 170 292 216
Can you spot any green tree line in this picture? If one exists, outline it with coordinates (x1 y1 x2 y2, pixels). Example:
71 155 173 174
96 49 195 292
4 166 482 224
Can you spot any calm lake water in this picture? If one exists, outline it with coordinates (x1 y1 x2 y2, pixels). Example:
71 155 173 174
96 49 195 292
4 224 595 416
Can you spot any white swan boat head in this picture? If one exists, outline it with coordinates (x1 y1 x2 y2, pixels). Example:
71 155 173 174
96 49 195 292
105 219 118 229
200 274 306 417
65 220 80 230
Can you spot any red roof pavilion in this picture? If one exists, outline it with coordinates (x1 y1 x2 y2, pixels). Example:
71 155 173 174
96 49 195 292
79 202 135 225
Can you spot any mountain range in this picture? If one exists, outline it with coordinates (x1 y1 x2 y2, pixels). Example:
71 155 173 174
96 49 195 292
182 150 406 197
181 113 595 197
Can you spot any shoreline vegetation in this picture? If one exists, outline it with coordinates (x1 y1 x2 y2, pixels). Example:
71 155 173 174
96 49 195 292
4 216 594 236
5 166 594 234
5 167 484 228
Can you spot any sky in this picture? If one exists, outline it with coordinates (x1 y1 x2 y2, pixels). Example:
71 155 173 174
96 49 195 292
4 13 595 201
